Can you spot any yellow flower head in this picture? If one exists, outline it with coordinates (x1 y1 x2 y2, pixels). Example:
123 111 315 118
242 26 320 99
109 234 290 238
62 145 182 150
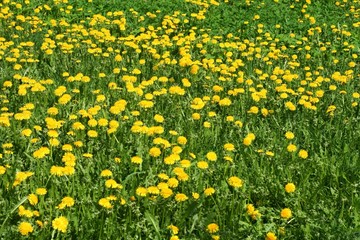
52 216 69 233
136 187 148 197
175 193 188 202
57 196 75 209
285 183 296 193
100 169 113 177
207 223 219 233
228 176 243 188
160 188 173 198
287 144 297 152
206 152 217 161
266 232 277 240
197 161 208 169
18 222 33 236
223 143 235 151
28 194 38 205
177 136 187 145
36 188 47 195
98 198 113 209
280 208 292 219
285 131 295 139
131 156 143 164
204 187 215 196
298 149 308 159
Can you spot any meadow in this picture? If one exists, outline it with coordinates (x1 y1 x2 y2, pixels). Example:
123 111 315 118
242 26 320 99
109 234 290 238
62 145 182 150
0 0 360 239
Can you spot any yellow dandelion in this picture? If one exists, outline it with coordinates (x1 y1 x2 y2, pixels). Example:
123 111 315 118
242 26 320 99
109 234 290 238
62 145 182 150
105 179 122 189
204 187 215 196
168 224 179 234
100 169 113 177
206 152 217 161
98 198 113 209
136 187 148 197
207 223 219 233
18 222 33 236
266 232 277 240
147 186 160 195
28 194 38 205
197 161 208 169
177 136 187 145
285 183 296 193
167 178 179 188
57 196 75 209
285 131 295 139
224 143 235 151
287 144 297 152
227 176 243 188
175 193 188 202
131 156 143 164
280 208 292 219
149 147 161 157
160 188 173 198
36 188 47 195
52 216 69 233
298 149 308 159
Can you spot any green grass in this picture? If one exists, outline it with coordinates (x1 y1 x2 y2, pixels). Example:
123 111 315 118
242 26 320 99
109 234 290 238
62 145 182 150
0 0 360 239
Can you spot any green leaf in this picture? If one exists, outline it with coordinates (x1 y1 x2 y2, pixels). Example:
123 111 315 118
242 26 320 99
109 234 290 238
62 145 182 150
145 211 161 239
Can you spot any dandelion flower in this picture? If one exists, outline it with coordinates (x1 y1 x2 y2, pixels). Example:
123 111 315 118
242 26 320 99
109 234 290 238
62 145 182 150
243 137 252 146
21 129 32 137
206 152 217 161
36 220 44 228
285 131 295 139
100 169 113 177
131 156 143 164
18 222 33 236
149 147 161 157
147 186 160 195
33 147 50 159
154 114 164 123
207 223 219 233
280 208 292 219
57 196 75 209
204 187 215 196
248 106 259 114
136 187 148 197
266 232 277 240
180 159 191 168
228 176 243 188
168 224 179 234
28 194 38 205
197 161 209 169
192 192 200 199
36 188 47 195
167 178 179 188
177 136 187 145
158 173 169 180
224 143 235 151
192 113 201 120
0 166 6 175
52 216 69 233
87 130 98 138
160 188 173 198
287 144 297 152
175 193 188 202
98 198 113 209
285 102 296 111
285 183 296 193
298 149 308 159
